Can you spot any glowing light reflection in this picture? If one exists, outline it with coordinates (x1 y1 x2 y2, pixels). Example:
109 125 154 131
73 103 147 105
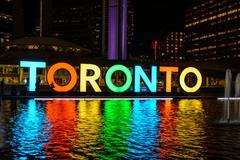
126 100 160 159
10 99 47 159
35 97 173 101
157 100 177 159
45 100 77 159
71 101 102 159
99 100 131 159
173 99 206 159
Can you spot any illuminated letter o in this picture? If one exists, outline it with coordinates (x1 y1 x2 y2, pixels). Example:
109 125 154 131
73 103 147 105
47 62 77 92
105 65 132 92
179 67 202 93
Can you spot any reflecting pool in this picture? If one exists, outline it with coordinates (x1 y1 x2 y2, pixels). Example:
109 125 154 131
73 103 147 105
1 99 240 159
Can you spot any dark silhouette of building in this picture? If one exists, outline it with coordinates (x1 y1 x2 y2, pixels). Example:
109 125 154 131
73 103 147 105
52 0 135 60
12 0 51 37
51 0 102 52
185 0 240 62
127 0 135 55
0 0 13 46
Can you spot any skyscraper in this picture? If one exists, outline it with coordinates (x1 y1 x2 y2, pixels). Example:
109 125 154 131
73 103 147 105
159 32 185 62
51 0 102 51
52 0 135 60
185 0 240 62
107 0 128 60
106 0 135 60
127 0 135 55
12 0 51 37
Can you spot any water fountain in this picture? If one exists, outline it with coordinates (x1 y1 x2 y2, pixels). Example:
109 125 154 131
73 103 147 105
220 71 240 123
234 73 240 97
0 105 4 148
220 69 232 123
232 73 240 123
224 69 232 98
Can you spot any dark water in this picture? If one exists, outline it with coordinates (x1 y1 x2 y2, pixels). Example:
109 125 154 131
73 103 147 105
1 99 240 159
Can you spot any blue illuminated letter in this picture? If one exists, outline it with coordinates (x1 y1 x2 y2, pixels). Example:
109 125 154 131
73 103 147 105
20 61 46 91
134 66 157 92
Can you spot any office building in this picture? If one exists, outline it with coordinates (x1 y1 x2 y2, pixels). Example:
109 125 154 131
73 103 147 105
12 0 51 37
185 0 240 62
107 0 128 60
159 32 185 62
0 0 13 45
127 0 135 54
51 0 102 52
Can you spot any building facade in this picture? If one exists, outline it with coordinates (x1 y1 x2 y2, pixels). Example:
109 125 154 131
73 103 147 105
51 0 102 52
127 0 135 55
185 0 240 62
0 0 13 46
159 32 185 62
12 0 51 38
107 0 128 60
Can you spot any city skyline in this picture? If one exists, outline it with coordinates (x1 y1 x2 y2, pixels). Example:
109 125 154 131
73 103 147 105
0 0 194 50
1 0 240 63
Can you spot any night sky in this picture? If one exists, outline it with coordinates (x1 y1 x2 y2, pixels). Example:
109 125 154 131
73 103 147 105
135 0 193 32
133 0 193 54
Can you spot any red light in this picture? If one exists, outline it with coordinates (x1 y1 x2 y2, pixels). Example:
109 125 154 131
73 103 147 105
152 40 159 61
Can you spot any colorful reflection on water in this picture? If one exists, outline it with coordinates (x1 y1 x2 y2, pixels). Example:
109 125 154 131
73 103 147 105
1 99 240 159
158 100 177 159
127 100 160 159
174 100 207 159
72 100 102 159
45 100 77 159
10 100 48 159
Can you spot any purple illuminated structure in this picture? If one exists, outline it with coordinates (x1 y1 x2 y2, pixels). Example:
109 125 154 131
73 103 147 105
108 0 127 60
